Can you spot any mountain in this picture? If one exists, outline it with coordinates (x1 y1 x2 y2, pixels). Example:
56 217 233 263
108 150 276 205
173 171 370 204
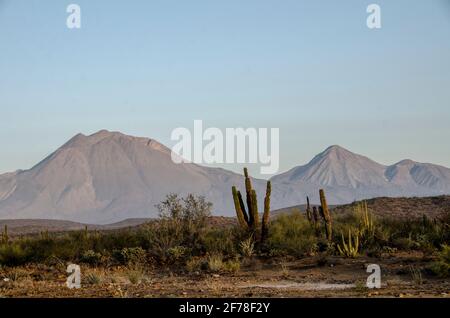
271 145 450 203
0 130 293 224
271 145 387 188
0 133 449 223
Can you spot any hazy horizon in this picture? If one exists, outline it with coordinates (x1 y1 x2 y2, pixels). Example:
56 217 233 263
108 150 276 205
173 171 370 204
1 0 449 178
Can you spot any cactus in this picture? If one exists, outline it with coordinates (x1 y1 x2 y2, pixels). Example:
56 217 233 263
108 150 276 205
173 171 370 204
312 206 319 222
83 225 89 240
1 225 8 244
319 189 332 241
306 196 312 223
312 206 320 233
261 181 271 242
244 168 259 229
232 186 248 229
231 168 271 243
40 229 49 240
354 201 375 243
337 229 359 258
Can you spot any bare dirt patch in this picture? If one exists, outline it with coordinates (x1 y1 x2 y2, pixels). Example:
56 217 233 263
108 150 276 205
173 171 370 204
0 252 448 298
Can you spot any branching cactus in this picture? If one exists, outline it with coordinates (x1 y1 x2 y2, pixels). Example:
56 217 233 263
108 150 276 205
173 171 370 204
354 200 375 245
232 186 247 229
337 229 359 258
359 201 374 237
319 189 333 241
232 168 271 243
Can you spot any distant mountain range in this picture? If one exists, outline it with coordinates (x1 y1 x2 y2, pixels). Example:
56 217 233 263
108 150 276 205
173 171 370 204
0 130 449 223
271 145 450 203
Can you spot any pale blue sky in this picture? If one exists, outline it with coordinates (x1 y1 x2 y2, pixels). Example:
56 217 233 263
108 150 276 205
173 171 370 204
0 0 449 178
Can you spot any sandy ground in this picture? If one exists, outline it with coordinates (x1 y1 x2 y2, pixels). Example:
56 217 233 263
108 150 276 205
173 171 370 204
0 252 448 298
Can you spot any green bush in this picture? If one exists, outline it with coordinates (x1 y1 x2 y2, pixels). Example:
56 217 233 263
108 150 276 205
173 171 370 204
80 250 103 265
112 247 147 265
430 245 450 278
223 258 241 273
201 227 239 257
185 257 206 273
167 246 188 263
0 244 27 266
267 211 318 257
147 193 212 262
85 272 102 284
207 253 224 272
380 215 449 251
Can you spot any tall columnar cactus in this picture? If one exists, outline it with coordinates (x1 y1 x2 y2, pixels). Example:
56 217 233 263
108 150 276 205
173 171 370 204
232 168 271 243
319 189 332 241
312 206 320 234
306 196 312 223
40 229 49 240
312 206 319 222
232 186 248 229
261 181 272 242
244 168 259 230
1 225 8 244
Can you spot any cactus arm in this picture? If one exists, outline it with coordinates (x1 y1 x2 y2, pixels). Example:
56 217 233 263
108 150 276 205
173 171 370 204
232 186 249 229
244 168 255 227
251 189 259 230
306 196 312 222
261 181 271 243
319 189 333 241
237 190 249 224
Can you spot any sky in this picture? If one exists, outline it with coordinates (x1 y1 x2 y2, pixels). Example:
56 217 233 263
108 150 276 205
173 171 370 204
0 0 449 179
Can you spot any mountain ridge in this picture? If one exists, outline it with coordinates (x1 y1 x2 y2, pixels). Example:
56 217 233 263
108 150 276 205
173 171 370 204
0 130 449 223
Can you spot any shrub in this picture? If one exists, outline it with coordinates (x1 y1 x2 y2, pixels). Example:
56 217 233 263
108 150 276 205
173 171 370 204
267 211 317 257
126 269 144 284
167 246 188 263
202 227 239 257
207 254 224 272
0 244 27 266
80 250 103 265
185 257 205 273
112 247 147 266
4 268 29 282
223 258 241 273
85 272 102 285
429 244 450 278
381 215 449 251
239 237 255 258
148 194 212 262
409 265 423 285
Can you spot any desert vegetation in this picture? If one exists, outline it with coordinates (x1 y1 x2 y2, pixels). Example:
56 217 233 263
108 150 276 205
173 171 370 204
0 169 449 297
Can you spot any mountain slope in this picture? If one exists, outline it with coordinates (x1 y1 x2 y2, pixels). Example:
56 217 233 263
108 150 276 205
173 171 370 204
271 145 450 203
271 145 388 188
0 130 289 223
1 134 449 223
